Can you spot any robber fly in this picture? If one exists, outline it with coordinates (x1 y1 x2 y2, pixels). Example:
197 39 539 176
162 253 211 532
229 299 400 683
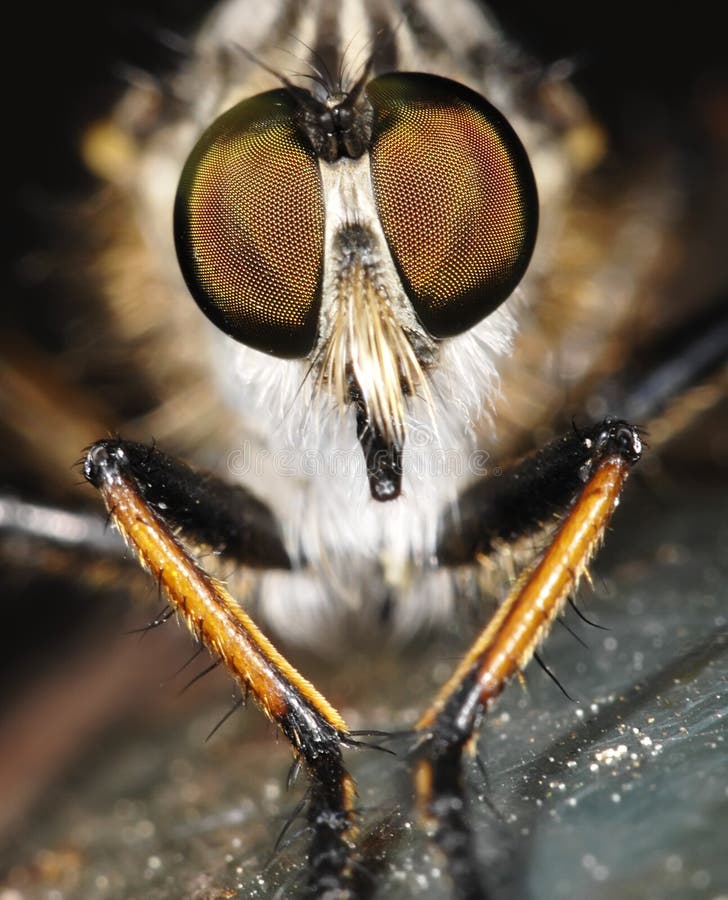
2 1 727 898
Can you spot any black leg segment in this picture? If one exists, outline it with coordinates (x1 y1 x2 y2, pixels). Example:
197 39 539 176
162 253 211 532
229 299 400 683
84 439 290 570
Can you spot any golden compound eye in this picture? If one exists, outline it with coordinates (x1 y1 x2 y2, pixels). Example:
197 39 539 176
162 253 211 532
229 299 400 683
174 90 324 358
366 73 538 337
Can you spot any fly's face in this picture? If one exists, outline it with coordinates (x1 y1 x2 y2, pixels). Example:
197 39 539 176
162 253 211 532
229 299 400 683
173 69 537 500
75 1 603 528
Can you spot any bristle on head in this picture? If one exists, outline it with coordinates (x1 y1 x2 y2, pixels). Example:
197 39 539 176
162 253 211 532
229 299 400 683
316 256 433 444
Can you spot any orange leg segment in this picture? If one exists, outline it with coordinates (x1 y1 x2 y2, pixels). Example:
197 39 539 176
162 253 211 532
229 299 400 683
415 421 642 818
83 440 358 888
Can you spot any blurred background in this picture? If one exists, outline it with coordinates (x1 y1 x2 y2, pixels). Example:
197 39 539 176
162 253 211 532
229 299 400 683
2 2 726 897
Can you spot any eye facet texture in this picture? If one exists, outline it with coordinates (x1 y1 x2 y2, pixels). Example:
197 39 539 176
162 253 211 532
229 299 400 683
367 73 538 337
175 75 537 357
174 89 324 357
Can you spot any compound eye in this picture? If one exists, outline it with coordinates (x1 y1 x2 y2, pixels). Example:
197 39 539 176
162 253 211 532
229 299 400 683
174 89 324 357
366 74 538 338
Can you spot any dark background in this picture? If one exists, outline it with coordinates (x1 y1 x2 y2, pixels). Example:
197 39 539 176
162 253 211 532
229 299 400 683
2 3 726 894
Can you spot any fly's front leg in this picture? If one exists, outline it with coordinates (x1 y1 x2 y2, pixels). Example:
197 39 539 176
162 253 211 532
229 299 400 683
82 439 358 891
414 419 642 891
